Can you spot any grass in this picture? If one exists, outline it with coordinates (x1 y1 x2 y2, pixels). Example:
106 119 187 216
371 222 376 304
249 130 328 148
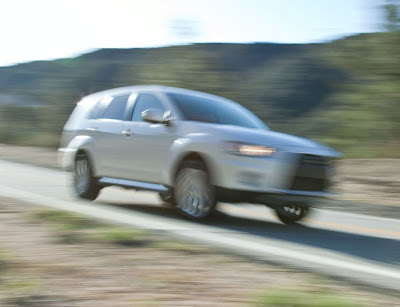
29 208 215 252
30 209 101 230
0 248 14 272
0 248 44 306
151 239 209 255
0 249 8 266
253 288 361 307
91 227 147 246
1 279 44 307
2 206 393 305
29 209 104 243
29 208 150 246
2 279 40 293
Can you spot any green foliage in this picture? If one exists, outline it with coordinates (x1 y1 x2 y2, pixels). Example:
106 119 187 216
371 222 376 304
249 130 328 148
384 1 400 32
91 227 146 246
0 21 399 157
0 248 12 270
253 288 361 307
29 208 147 246
317 31 400 157
30 209 101 243
152 239 209 254
30 209 101 230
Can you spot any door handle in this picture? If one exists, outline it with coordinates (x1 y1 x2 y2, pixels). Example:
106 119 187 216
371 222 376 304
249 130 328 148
122 129 132 137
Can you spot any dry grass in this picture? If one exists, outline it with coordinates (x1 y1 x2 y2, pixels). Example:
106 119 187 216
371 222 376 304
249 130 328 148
0 197 398 306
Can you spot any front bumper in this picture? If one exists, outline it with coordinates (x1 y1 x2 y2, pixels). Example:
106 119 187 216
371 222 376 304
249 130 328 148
57 147 76 171
212 151 334 205
216 186 333 207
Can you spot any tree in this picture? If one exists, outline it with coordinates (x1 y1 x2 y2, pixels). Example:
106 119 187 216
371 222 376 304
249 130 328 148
384 0 400 31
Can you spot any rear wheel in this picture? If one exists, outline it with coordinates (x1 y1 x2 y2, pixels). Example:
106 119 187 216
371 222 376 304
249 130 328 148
275 204 309 224
73 152 100 201
174 161 216 220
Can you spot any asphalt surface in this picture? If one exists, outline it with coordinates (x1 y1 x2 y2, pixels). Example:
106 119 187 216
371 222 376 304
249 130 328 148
0 160 399 292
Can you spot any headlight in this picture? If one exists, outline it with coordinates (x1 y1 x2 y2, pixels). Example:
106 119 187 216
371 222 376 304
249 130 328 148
222 142 276 157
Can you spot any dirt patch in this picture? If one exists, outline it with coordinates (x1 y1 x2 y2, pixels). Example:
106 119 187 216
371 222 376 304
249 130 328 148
0 144 59 170
333 159 400 206
0 197 397 306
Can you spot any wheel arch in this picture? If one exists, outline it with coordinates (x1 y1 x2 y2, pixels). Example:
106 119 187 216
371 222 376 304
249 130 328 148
171 151 215 186
63 135 96 174
74 148 97 176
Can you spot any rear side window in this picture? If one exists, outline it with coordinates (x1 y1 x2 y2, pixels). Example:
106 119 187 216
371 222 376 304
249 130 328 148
102 94 130 120
132 94 165 122
91 94 130 120
91 96 112 119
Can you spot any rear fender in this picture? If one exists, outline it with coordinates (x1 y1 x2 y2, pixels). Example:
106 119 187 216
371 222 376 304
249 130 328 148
59 135 96 173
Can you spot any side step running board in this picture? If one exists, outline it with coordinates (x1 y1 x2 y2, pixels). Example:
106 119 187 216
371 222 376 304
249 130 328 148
98 177 169 192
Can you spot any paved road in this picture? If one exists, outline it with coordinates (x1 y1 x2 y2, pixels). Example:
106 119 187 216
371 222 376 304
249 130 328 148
0 160 399 292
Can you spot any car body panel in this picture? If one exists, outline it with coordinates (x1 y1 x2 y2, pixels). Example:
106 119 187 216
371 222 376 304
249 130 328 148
58 135 95 172
59 85 341 204
119 121 177 182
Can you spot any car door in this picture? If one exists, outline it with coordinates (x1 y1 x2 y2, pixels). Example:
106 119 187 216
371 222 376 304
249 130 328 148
91 93 132 178
119 92 177 183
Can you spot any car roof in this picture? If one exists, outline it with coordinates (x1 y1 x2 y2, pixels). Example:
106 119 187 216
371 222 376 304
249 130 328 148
81 85 229 104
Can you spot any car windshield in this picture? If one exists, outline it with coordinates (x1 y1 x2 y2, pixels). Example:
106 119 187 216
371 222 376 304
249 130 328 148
168 92 268 130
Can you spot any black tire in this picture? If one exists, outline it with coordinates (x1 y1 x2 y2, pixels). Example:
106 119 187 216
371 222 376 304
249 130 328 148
174 160 216 220
275 204 309 224
73 152 100 201
159 190 175 204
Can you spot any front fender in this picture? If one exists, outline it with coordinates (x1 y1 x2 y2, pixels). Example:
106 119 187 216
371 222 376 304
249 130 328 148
164 134 218 186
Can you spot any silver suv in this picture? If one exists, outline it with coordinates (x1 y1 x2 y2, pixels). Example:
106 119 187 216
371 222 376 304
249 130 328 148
59 85 341 223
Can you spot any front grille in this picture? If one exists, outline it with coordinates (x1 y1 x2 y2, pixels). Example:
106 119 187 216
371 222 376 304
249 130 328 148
291 177 327 191
289 154 330 192
301 154 330 166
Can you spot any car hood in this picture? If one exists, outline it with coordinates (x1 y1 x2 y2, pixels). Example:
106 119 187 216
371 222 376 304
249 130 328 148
210 125 342 158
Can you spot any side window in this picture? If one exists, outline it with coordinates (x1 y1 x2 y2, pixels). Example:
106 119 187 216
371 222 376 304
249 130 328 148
90 97 111 119
102 94 130 120
132 94 165 122
168 93 217 123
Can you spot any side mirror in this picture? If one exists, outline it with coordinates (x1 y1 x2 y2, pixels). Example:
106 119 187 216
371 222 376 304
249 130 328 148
141 108 171 124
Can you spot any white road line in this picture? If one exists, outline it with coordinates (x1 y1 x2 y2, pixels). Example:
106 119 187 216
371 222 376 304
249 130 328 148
313 208 400 223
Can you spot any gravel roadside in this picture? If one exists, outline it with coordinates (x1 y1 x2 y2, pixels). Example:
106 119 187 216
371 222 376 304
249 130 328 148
0 196 398 306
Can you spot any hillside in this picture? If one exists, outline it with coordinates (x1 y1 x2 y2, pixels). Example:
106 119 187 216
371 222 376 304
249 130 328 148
0 33 398 157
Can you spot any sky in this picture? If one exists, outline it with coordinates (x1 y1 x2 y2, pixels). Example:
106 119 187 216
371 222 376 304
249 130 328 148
0 0 383 67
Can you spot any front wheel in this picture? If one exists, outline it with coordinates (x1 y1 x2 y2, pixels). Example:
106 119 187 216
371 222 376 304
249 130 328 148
73 153 100 201
174 161 216 220
275 204 309 224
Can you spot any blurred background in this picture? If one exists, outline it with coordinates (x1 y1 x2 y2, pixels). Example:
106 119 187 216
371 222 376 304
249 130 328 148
0 2 399 306
0 0 398 158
